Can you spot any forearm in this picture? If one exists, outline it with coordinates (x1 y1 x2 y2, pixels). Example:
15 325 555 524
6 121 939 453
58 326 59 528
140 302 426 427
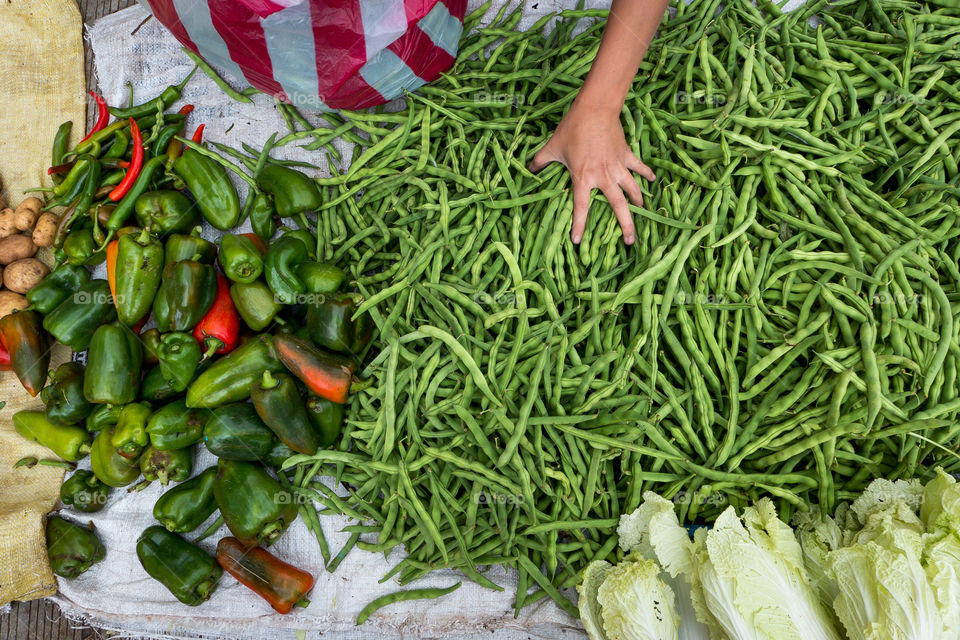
574 0 669 117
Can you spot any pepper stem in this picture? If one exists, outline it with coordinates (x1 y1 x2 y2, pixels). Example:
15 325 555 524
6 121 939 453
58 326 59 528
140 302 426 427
202 340 223 361
158 469 169 486
261 521 285 544
294 597 311 609
78 443 92 457
261 370 279 390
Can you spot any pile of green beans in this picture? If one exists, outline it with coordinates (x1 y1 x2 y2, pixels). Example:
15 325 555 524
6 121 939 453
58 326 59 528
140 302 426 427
267 0 960 617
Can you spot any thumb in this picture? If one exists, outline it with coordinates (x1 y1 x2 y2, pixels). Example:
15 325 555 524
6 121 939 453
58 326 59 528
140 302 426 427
528 143 560 173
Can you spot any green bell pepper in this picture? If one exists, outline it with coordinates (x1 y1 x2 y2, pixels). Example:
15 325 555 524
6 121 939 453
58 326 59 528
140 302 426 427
304 293 374 356
47 516 105 578
43 280 117 351
230 280 283 331
141 328 162 367
112 402 152 459
156 332 204 392
203 403 276 461
248 191 276 241
134 190 200 236
140 357 213 403
256 164 322 217
296 261 345 294
90 427 141 487
153 466 218 533
26 264 89 315
173 147 241 230
147 400 209 450
41 362 94 425
85 403 122 433
115 227 164 326
219 233 263 284
264 233 310 304
13 411 92 461
165 226 217 266
305 394 345 448
251 371 319 455
262 440 297 469
137 525 223 606
153 260 217 332
60 470 110 513
84 323 142 405
213 459 297 547
140 444 193 485
185 335 284 408
62 228 106 266
284 229 317 258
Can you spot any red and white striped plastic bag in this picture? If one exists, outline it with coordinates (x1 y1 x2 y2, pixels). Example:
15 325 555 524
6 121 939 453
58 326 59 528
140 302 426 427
140 0 467 110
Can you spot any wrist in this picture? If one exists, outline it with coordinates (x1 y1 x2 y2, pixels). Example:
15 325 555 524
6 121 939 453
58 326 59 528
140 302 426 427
572 80 626 119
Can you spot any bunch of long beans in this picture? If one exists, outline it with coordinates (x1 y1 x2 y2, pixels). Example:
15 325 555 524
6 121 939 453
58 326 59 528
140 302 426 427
237 0 960 617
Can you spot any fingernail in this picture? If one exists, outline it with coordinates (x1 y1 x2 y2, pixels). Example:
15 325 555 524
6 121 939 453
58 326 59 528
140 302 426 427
572 234 582 244
625 234 635 245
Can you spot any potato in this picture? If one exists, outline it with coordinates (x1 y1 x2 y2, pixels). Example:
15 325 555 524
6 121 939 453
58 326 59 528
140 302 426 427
14 197 44 231
0 208 14 239
0 290 28 318
0 235 37 265
31 212 59 248
3 258 49 294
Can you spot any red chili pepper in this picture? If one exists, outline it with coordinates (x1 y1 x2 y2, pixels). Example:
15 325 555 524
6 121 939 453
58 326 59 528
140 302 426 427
115 160 131 169
216 537 314 614
193 272 240 357
47 162 74 176
178 104 195 116
80 90 110 144
191 124 205 144
108 118 144 202
0 338 12 372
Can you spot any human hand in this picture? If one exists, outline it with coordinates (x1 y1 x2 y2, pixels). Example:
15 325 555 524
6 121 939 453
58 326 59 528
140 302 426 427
528 103 656 245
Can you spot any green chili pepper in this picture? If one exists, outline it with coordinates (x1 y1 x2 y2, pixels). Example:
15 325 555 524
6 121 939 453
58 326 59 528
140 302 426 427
115 227 164 326
186 335 285 408
264 234 308 304
153 260 218 332
134 190 200 237
109 67 196 119
165 226 217 266
104 155 166 237
153 466 218 533
219 233 263 283
83 323 143 405
305 394 345 448
60 470 110 513
103 128 129 159
41 362 94 425
251 371 319 455
230 280 283 331
47 516 105 579
90 427 141 487
147 400 209 450
85 403 122 433
140 444 193 485
203 402 276 461
213 459 297 547
248 191 277 241
256 163 322 217
51 122 72 181
26 264 89 315
13 411 92 461
173 148 241 230
112 402 152 459
137 525 223 606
